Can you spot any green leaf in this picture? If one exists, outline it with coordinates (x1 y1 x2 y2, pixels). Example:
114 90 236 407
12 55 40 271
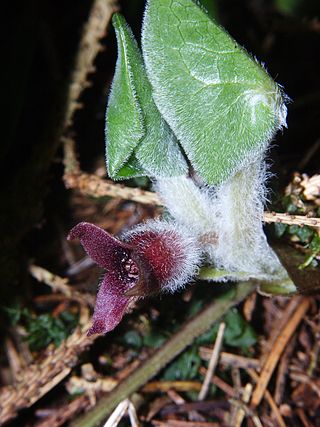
143 331 167 349
274 222 288 238
223 309 257 349
106 14 188 180
299 234 320 269
196 308 257 349
22 311 78 352
142 0 287 184
123 330 143 349
274 0 302 15
282 195 299 214
114 154 145 179
258 278 297 295
106 17 144 177
186 299 204 317
310 234 320 253
288 225 314 243
162 346 201 380
3 304 25 325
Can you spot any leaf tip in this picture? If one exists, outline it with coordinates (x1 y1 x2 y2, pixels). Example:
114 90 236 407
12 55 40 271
112 12 125 30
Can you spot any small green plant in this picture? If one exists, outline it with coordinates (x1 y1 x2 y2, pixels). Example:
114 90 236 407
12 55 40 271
197 308 257 350
7 306 78 351
161 307 256 381
273 181 320 269
69 0 295 335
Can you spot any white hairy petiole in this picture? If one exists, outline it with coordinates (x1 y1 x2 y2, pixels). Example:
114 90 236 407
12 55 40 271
155 159 290 284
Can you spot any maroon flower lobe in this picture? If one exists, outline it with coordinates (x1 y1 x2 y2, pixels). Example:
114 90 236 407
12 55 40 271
68 222 134 269
68 222 140 335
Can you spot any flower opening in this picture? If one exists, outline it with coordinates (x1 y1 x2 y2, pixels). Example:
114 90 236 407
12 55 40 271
68 221 200 335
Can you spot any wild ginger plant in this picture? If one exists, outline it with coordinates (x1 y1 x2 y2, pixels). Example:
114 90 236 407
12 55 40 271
69 0 296 335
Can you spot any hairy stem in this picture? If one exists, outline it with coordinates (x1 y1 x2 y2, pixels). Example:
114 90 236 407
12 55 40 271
213 160 281 278
72 282 254 427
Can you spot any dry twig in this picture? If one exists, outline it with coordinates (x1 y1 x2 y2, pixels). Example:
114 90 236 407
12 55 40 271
198 322 226 400
274 336 296 405
143 381 202 393
152 421 220 427
4 338 24 383
251 297 310 407
29 264 94 306
230 399 263 427
62 0 118 175
247 369 287 427
199 350 260 370
0 322 96 424
103 399 130 427
128 400 141 427
289 371 320 398
263 212 320 228
64 161 320 228
64 170 160 205
35 396 91 427
233 383 253 427
64 0 119 128
296 408 314 427
198 367 235 397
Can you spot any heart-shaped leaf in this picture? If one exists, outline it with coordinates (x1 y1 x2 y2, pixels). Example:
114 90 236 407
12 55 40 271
142 0 287 184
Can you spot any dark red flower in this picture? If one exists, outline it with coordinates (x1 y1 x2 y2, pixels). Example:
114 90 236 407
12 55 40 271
68 221 200 335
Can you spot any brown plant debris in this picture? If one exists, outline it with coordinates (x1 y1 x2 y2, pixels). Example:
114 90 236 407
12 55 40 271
251 297 310 407
0 324 96 424
63 0 119 128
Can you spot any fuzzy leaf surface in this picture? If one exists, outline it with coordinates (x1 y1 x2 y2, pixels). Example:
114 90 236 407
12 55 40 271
106 16 144 178
106 14 188 180
142 0 287 184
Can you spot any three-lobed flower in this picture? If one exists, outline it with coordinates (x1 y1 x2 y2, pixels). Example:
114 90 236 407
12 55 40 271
68 221 200 335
